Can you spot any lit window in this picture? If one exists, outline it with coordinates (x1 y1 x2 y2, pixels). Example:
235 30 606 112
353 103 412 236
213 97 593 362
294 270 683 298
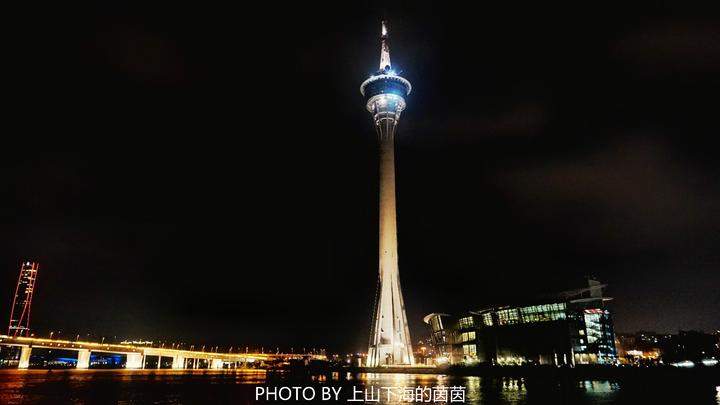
482 313 493 326
519 303 566 323
458 316 474 329
497 309 519 325
462 344 476 356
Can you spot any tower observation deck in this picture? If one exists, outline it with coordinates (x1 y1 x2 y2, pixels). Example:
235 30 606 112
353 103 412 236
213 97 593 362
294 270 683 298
361 21 414 367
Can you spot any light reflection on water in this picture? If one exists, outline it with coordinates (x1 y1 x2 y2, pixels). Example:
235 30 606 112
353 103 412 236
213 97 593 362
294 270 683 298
352 373 618 404
0 369 716 405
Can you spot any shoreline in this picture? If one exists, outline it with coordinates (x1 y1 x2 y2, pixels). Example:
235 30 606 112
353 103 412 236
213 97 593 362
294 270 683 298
351 364 720 381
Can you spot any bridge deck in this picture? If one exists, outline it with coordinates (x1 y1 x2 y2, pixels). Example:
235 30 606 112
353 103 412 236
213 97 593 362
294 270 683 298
0 335 324 363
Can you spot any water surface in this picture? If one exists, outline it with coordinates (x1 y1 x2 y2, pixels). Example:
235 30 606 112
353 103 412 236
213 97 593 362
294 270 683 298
0 369 717 404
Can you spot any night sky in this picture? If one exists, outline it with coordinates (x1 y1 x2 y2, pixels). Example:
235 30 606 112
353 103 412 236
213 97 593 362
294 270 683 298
3 2 719 352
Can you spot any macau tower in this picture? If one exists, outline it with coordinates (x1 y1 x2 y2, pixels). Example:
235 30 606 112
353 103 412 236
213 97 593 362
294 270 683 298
360 21 414 367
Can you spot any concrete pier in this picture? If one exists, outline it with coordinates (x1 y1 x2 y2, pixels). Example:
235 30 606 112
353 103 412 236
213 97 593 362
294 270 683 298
76 349 91 369
18 346 31 369
172 355 185 369
126 353 143 369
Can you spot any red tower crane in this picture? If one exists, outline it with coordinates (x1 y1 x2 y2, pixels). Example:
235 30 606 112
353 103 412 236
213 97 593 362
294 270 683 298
8 261 39 337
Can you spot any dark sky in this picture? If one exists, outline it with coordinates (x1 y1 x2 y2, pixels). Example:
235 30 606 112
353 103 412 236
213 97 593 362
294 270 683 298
3 2 719 352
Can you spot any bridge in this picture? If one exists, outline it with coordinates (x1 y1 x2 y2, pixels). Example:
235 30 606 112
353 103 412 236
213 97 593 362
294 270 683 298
0 335 325 369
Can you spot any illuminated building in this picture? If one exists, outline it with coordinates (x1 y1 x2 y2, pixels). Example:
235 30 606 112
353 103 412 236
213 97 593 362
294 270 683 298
7 261 39 337
424 278 617 366
361 21 414 367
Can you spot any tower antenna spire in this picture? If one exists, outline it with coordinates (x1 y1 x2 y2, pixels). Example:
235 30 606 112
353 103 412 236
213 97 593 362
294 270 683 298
379 20 391 72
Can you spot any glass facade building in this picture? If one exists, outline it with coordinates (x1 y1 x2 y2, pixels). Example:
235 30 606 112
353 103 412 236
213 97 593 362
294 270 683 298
424 279 617 366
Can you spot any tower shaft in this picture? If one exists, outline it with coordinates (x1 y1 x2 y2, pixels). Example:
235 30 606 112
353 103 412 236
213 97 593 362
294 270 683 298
367 131 414 366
